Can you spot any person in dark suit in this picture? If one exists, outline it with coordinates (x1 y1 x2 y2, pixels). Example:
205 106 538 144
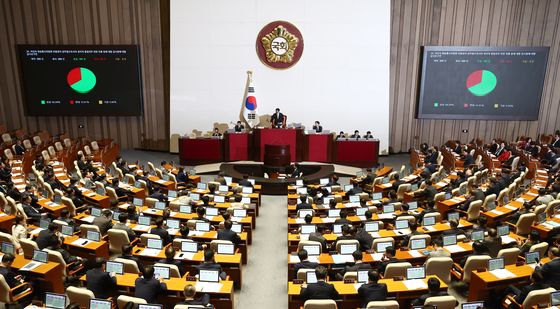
270 108 285 128
13 140 25 155
400 222 423 247
327 174 340 186
135 265 167 303
217 220 242 246
347 182 363 196
21 194 43 223
391 174 405 192
176 167 189 183
158 246 185 276
355 221 374 251
312 121 322 133
364 131 374 139
553 134 560 149
150 217 172 245
462 150 475 167
414 180 437 200
495 142 506 157
334 210 352 225
357 270 388 305
195 206 211 223
296 195 312 212
411 277 449 306
211 128 222 137
0 254 22 288
179 284 211 306
195 250 227 280
483 228 502 258
119 245 144 271
441 219 466 237
234 121 245 133
309 225 328 252
489 139 499 154
86 258 117 299
538 247 560 289
335 131 346 140
148 186 168 202
36 223 62 249
237 175 252 187
453 141 462 154
377 247 398 275
501 269 548 306
110 179 129 198
350 130 360 139
92 209 113 235
294 249 319 277
300 266 339 301
340 250 370 275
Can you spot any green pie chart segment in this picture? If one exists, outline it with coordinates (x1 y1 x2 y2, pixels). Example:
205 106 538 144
67 67 96 94
466 69 497 97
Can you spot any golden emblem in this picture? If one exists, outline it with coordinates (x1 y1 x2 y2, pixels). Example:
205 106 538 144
260 25 299 63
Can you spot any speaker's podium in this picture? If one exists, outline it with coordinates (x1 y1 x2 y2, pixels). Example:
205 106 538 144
253 128 304 162
224 131 252 161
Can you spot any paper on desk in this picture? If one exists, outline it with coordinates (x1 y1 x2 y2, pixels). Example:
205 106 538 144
444 245 465 253
0 213 6 217
71 238 91 246
377 214 395 219
547 221 560 227
516 198 525 203
81 216 95 223
29 228 43 235
195 282 223 293
501 236 517 244
370 253 384 261
188 231 205 237
353 283 364 291
294 218 305 224
436 182 447 187
141 248 161 256
526 192 538 197
86 192 96 197
408 250 423 258
490 210 504 215
403 279 427 290
490 269 515 279
357 216 366 221
542 223 554 229
331 255 355 264
308 256 319 263
299 234 309 241
322 218 336 223
289 255 300 263
423 226 436 232
504 205 517 210
344 202 360 208
369 232 380 238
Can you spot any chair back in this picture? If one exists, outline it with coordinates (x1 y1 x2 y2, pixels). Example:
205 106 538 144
140 233 161 246
4 149 13 160
335 239 360 254
529 242 549 257
44 249 68 278
55 141 63 151
20 238 39 259
91 141 100 151
66 286 95 308
108 229 131 254
154 263 181 278
64 138 72 148
372 237 395 253
424 295 458 309
463 255 491 283
546 200 560 217
117 295 147 309
467 200 483 221
497 248 520 265
383 262 412 279
210 239 233 252
48 146 56 157
0 232 17 246
33 135 42 146
425 257 453 283
342 271 357 282
125 174 136 185
41 150 50 162
409 234 432 246
0 274 12 303
497 188 508 206
145 197 158 208
61 196 77 216
297 268 316 280
366 300 399 309
434 192 445 203
516 213 536 236
522 287 556 308
114 258 140 274
105 187 120 205
303 299 337 309
423 212 441 223
80 224 100 235
482 194 496 210
297 240 323 252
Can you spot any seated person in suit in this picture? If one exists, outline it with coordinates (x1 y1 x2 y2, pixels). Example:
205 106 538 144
309 225 328 252
441 219 466 237
377 246 397 275
214 172 227 185
518 230 540 254
234 121 245 133
312 121 322 133
126 204 139 223
148 186 168 202
135 265 168 303
179 284 211 307
110 179 129 199
13 139 26 155
158 246 185 276
119 244 144 271
270 108 285 128
21 193 44 224
217 220 241 246
299 266 339 301
357 270 387 305
334 210 351 225
350 130 360 139
211 128 222 137
333 225 355 248
113 213 137 241
538 247 560 289
291 163 302 178
150 217 172 245
195 249 227 280
347 182 363 196
294 249 319 277
355 221 374 251
391 174 405 192
195 206 211 223
296 195 312 212
501 269 548 306
414 179 437 200
411 277 449 306
459 241 489 267
36 222 62 250
327 174 340 186
335 131 346 140
0 253 24 289
86 257 117 299
426 238 451 259
483 228 502 258
337 250 370 280
93 209 113 235
400 222 423 247
176 167 189 183
364 131 374 139
238 175 253 187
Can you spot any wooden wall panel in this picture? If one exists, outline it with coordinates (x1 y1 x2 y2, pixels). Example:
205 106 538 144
0 0 168 150
390 0 560 152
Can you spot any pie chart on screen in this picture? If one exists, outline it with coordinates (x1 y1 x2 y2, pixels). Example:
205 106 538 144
466 69 497 96
67 67 96 94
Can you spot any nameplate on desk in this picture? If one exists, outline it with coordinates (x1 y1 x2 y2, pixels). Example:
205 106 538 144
133 225 150 232
403 279 427 290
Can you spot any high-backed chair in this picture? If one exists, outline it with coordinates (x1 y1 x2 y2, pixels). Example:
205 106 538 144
505 287 556 309
372 237 395 253
303 299 337 309
0 232 17 247
425 257 453 283
154 263 181 278
366 300 399 309
140 233 161 246
117 295 147 309
335 240 360 254
465 200 483 221
108 229 134 254
424 295 458 309
145 197 158 208
66 286 95 308
297 268 316 281
383 262 412 279
482 194 497 210
546 200 560 217
114 258 140 274
454 255 491 283
498 248 520 265
423 212 441 223
44 248 83 282
80 224 100 235
529 242 549 257
20 238 38 259
513 213 536 236
0 274 33 303
297 240 323 252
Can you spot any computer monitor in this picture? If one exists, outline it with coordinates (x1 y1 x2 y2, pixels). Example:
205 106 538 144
134 181 142 189
376 241 393 253
217 243 235 255
487 201 496 211
323 197 333 205
410 238 427 250
383 204 395 213
112 211 121 221
53 195 62 204
218 185 229 193
39 219 50 230
319 178 329 185
551 291 560 306
242 187 253 194
214 195 225 203
382 177 390 184
370 193 382 200
357 270 368 283
295 179 304 187
133 198 143 206
497 225 509 237
364 221 379 232
356 208 367 216
302 245 321 256
328 209 341 218
138 305 163 309
332 224 343 234
447 212 460 221
165 219 180 229
199 269 219 282
349 195 360 203
488 257 505 271
233 209 247 218
461 302 485 309
408 201 418 210
154 201 166 210
298 209 313 218
306 271 317 284
241 197 251 205
444 192 452 200
45 292 66 309
197 183 207 190
442 235 457 246
138 216 151 226
162 174 170 181
147 239 163 250
1 242 14 255
206 207 219 216
231 223 242 234
411 183 419 191
105 261 124 275
301 225 316 234
296 187 308 195
406 266 426 280
525 251 540 265
356 170 364 178
395 220 409 230
224 176 232 185
87 230 100 242
340 244 358 255
167 190 177 198
470 230 484 242
195 222 211 232
344 184 353 192
247 179 255 185
423 216 436 226
190 193 200 201
153 266 170 280
538 211 547 224
181 241 198 253
179 205 192 214
91 208 102 217
96 188 105 196
32 249 48 263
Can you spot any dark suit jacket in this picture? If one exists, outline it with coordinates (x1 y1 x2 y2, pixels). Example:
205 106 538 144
238 179 253 187
234 124 245 132
412 291 448 306
355 229 373 251
217 228 241 245
150 227 172 245
176 172 188 183
294 260 319 277
300 281 339 301
516 283 550 303
391 180 405 192
270 112 285 127
0 267 19 288
312 125 323 133
357 282 388 305
309 233 328 251
540 258 560 289
86 268 117 298
134 277 167 303
463 154 474 166
22 204 42 222
483 237 502 257
179 294 211 306
92 216 113 235
14 144 25 155
296 202 312 212
348 187 363 196
158 258 185 275
36 229 60 249
149 192 168 202
553 139 560 149
442 228 466 236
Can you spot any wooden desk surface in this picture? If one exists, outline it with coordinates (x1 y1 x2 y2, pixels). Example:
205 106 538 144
131 245 242 265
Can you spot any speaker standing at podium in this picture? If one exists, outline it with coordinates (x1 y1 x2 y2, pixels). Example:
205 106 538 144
234 121 245 133
270 108 285 128
312 121 323 133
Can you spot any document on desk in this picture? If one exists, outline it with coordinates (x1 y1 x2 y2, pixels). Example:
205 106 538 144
443 245 465 253
503 205 517 210
322 218 336 223
436 182 448 187
490 269 515 279
331 255 354 264
133 225 150 232
403 279 427 290
195 282 223 293
490 210 504 215
369 232 380 238
141 248 161 256
80 216 95 223
353 283 364 291
526 192 538 197
289 255 300 263
423 226 436 232
308 256 319 263
357 216 366 221
294 218 305 224
515 198 526 203
408 250 423 258
542 223 554 230
343 202 360 208
546 221 560 227
377 213 394 219
71 238 92 247
188 231 206 237
370 253 384 261
501 235 517 244
299 234 309 241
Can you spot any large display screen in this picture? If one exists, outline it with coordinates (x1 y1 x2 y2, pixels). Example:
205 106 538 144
18 45 143 116
417 46 549 120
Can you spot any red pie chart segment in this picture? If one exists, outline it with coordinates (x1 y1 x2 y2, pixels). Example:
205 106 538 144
67 68 82 85
466 70 482 88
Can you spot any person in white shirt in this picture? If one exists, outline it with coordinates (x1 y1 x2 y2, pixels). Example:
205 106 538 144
11 215 28 251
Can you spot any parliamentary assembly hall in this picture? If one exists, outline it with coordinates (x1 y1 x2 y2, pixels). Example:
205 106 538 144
1 0 560 308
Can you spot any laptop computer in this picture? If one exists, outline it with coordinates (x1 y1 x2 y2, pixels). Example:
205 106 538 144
383 204 395 213
154 201 166 210
497 225 509 237
319 178 329 185
328 209 341 218
138 216 151 226
190 193 200 201
447 212 460 221
302 244 321 256
195 222 211 232
165 219 180 230
349 195 360 203
105 261 124 275
470 230 484 242
332 224 343 234
138 305 163 309
87 230 100 242
96 188 105 196
357 270 368 284
551 291 560 306
181 241 198 253
91 208 102 217
153 266 170 280
410 238 427 250
376 241 393 253
179 205 192 214
488 257 505 271
297 187 308 195
168 190 177 198
214 195 225 203
340 244 358 255
241 197 251 205
20 249 49 271
147 238 163 250
218 185 229 193
306 271 317 284
442 235 457 246
90 299 112 309
406 266 426 280
199 269 220 282
525 251 540 265
217 243 235 255
224 176 232 185
364 221 379 232
242 187 253 194
408 201 418 210
461 302 484 309
372 192 383 200
344 184 353 192
39 219 50 230
295 180 304 187
231 223 242 234
44 292 67 309
298 209 313 218
206 207 219 216
197 183 207 190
